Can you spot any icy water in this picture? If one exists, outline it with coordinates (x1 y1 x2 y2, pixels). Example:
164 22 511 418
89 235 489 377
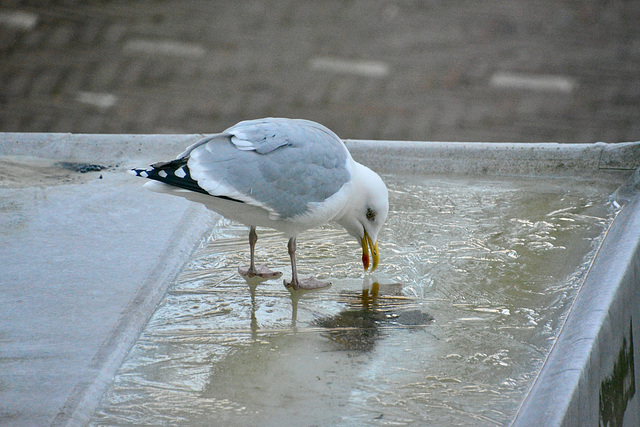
93 175 619 426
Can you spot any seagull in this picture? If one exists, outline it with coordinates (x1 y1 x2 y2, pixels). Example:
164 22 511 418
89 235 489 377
130 118 389 290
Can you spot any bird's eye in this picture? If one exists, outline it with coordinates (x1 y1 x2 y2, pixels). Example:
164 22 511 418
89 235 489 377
366 208 376 221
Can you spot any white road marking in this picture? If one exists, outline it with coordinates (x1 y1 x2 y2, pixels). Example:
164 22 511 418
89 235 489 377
124 39 207 58
490 72 576 93
0 11 38 30
309 57 390 78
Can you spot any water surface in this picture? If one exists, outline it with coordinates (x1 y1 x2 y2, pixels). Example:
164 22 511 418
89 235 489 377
93 174 619 425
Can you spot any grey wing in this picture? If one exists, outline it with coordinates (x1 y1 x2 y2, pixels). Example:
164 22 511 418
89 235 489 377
176 134 220 159
188 118 350 219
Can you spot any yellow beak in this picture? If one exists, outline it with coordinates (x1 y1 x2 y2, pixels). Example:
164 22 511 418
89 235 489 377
361 231 379 272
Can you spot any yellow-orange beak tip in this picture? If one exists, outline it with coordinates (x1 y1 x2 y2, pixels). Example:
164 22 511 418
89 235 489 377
361 236 370 270
361 232 379 272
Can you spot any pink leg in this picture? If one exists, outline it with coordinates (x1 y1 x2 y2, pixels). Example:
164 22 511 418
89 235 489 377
283 237 331 290
238 227 282 281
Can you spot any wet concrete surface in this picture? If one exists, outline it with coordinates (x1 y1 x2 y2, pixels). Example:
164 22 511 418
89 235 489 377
0 159 215 425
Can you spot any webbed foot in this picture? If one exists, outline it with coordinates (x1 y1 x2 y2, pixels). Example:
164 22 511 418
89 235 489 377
284 277 331 291
238 265 283 282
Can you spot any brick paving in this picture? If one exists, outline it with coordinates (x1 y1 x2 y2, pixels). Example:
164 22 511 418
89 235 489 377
1 0 639 142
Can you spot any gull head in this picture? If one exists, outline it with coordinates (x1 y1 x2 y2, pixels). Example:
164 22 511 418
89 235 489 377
336 162 389 272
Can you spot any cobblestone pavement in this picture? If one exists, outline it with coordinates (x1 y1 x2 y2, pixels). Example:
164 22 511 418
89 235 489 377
1 1 639 143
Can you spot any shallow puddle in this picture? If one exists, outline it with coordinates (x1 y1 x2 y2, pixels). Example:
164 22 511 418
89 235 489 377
93 174 619 425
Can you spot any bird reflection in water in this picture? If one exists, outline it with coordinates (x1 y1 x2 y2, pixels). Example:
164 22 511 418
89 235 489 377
241 275 433 351
243 276 264 339
313 276 434 353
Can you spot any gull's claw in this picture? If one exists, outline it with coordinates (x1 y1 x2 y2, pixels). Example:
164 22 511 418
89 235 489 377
238 265 283 281
284 277 331 291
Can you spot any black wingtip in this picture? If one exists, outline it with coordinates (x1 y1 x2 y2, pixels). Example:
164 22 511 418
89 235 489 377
129 168 150 178
131 158 244 203
130 159 211 195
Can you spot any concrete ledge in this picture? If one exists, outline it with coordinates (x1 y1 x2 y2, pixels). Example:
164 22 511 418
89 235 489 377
52 204 216 426
345 140 640 177
2 133 639 176
357 137 640 425
0 133 204 166
0 135 218 426
513 174 640 426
